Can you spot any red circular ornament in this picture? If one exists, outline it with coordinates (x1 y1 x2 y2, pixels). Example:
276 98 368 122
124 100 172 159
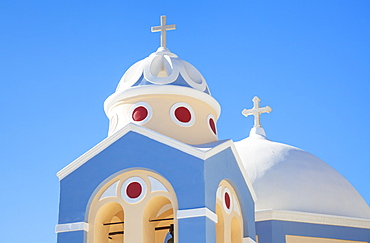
175 107 191 123
126 182 142 199
224 192 231 209
209 118 217 134
132 106 148 122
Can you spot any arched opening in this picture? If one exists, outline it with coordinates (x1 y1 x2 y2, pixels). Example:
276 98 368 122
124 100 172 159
94 202 124 243
215 180 243 243
143 196 175 243
87 170 178 243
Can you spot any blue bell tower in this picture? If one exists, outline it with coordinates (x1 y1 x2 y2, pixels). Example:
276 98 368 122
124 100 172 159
55 16 257 243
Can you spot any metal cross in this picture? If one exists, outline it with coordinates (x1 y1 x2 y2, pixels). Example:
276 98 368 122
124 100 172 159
151 15 176 48
242 96 272 127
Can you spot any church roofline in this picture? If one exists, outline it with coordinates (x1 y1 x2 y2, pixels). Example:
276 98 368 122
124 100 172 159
56 123 257 202
255 209 370 229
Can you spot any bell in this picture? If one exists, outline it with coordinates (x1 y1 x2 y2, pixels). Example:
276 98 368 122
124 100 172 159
166 224 174 243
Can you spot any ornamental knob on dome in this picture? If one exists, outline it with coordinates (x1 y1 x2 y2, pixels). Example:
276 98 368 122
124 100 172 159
104 17 220 145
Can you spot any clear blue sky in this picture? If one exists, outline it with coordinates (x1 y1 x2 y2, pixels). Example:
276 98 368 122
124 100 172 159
1 1 369 241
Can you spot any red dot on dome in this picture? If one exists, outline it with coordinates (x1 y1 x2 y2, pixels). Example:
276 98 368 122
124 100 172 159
132 106 148 122
175 107 191 123
126 182 142 199
209 118 217 134
224 192 231 209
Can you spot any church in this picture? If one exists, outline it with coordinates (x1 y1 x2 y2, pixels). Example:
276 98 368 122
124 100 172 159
55 16 370 243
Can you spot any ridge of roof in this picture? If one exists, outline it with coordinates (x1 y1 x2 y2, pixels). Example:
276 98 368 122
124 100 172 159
56 123 256 201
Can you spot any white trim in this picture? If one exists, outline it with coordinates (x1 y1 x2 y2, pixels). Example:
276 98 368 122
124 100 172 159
117 60 144 90
229 142 258 202
128 101 152 125
255 210 370 229
177 207 218 223
170 102 195 127
56 123 257 204
116 49 208 93
99 180 119 201
104 85 221 118
243 237 256 243
180 59 207 91
216 186 222 199
207 114 218 137
223 187 233 214
57 123 205 180
143 55 181 85
149 176 168 193
108 114 118 134
121 176 147 204
55 222 89 233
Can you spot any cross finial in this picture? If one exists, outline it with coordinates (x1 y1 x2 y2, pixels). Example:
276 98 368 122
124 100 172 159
151 15 176 48
242 96 272 128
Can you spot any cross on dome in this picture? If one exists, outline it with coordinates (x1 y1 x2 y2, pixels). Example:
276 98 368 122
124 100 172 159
151 15 176 48
242 96 272 128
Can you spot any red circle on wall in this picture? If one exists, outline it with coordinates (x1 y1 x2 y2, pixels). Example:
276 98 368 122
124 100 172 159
132 106 148 122
209 118 217 134
126 182 142 198
175 107 191 123
224 192 231 209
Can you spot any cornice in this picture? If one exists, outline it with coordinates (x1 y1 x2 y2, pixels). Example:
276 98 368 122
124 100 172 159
255 210 370 229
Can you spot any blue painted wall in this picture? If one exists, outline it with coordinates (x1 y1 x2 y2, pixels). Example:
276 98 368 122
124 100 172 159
205 147 256 240
57 231 85 243
58 131 205 224
57 130 257 242
256 220 370 243
177 217 216 242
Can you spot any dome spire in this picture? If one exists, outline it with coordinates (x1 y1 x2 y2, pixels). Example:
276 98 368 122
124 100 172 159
151 15 176 48
242 96 272 137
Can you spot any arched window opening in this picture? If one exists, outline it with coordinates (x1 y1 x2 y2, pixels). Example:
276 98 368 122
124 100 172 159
93 202 124 243
88 170 177 243
215 180 243 243
144 196 175 243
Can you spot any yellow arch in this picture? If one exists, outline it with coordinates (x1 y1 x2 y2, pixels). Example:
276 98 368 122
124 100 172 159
87 170 178 243
216 180 243 243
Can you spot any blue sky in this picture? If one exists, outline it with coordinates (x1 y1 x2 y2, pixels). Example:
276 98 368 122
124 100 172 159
0 0 369 241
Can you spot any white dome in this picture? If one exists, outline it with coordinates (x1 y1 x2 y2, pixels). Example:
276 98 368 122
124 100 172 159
104 47 220 119
234 131 370 219
116 47 210 94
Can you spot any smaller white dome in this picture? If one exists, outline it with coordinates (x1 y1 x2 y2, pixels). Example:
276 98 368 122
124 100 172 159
234 132 370 219
116 47 210 94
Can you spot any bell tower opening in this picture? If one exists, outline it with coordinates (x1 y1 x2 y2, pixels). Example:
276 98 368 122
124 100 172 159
144 196 175 243
93 202 124 243
87 170 177 243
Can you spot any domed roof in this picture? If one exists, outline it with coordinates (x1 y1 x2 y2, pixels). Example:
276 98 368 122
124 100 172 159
104 47 220 117
234 130 370 219
116 47 210 94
